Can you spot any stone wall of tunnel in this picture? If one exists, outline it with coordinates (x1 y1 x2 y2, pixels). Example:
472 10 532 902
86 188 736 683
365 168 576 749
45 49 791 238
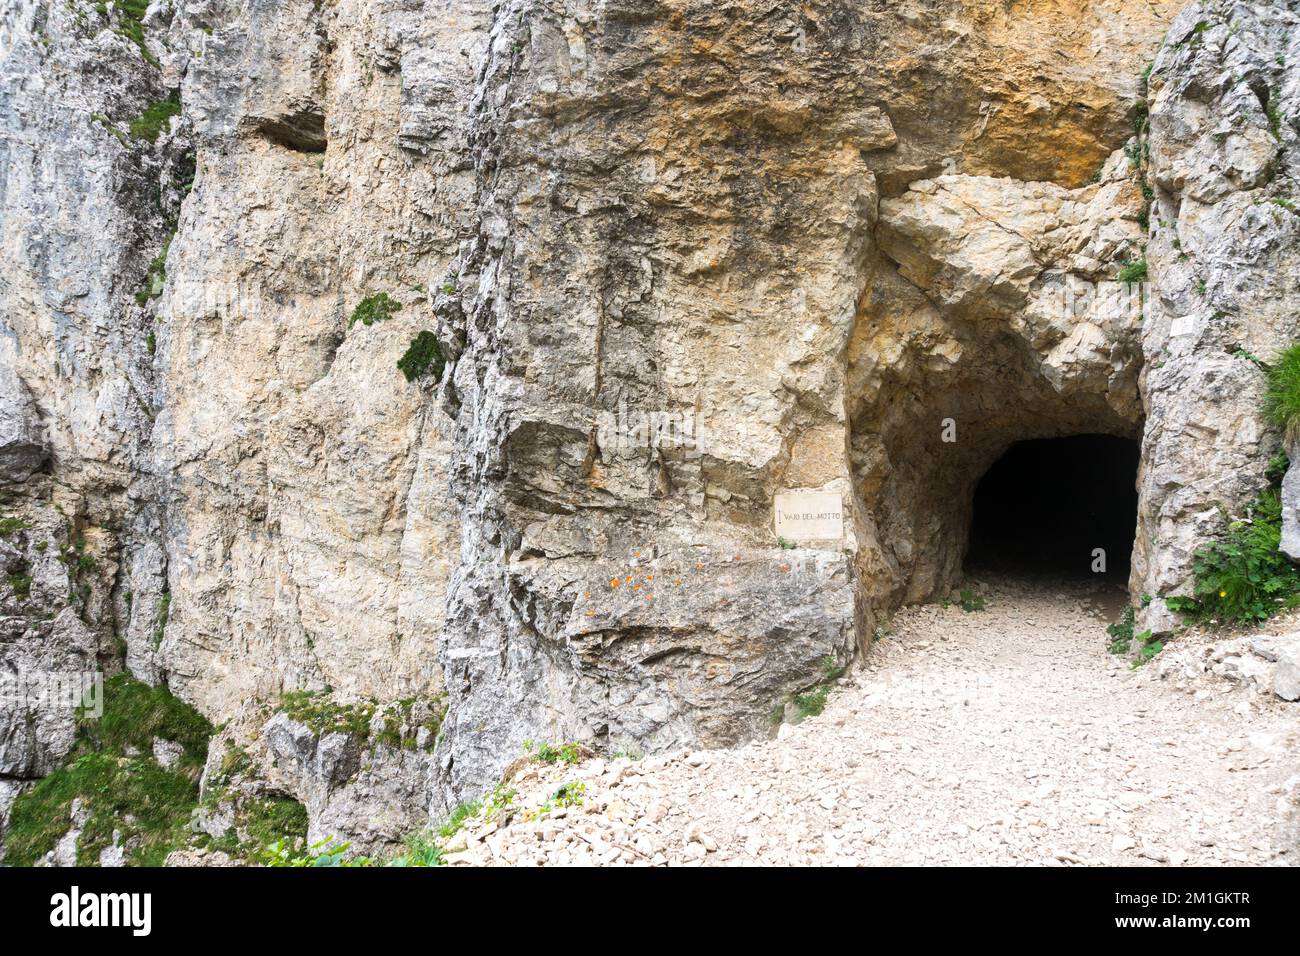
846 160 1149 610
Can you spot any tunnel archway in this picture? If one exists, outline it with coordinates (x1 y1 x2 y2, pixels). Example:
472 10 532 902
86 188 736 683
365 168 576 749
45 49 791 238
965 434 1140 582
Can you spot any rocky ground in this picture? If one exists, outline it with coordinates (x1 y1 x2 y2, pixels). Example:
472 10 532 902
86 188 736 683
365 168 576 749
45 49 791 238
440 576 1300 866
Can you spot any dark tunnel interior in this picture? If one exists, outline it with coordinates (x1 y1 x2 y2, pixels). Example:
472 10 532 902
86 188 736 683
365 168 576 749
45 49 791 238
965 434 1140 583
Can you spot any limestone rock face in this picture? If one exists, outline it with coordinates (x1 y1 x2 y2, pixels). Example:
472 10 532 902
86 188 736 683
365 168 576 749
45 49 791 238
8 0 1300 856
1133 0 1300 633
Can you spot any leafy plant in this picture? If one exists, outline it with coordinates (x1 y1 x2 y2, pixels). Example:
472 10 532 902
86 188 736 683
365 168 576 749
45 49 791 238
128 95 180 144
396 331 445 383
959 588 986 612
482 782 516 822
1106 605 1136 655
1266 449 1291 486
134 228 175 305
1131 631 1164 667
436 800 482 839
524 740 581 765
259 836 363 867
7 572 32 602
387 830 444 867
348 292 402 328
794 685 829 718
1264 344 1300 434
0 516 30 536
1116 259 1148 284
1166 489 1300 624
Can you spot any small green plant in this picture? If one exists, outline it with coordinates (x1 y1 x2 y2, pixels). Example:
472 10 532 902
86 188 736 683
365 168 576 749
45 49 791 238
278 689 375 739
348 292 402 328
1116 259 1148 283
95 0 158 66
794 685 829 719
1106 605 1135 655
436 799 482 838
396 331 445 383
482 782 516 822
1266 449 1291 485
134 229 174 305
1264 344 1300 434
820 654 845 681
527 780 587 821
0 516 31 536
387 830 444 867
128 95 180 144
777 536 796 549
959 588 986 612
153 592 170 648
524 740 581 765
1166 489 1300 625
1266 86 1282 140
1130 630 1164 667
259 836 363 867
7 572 32 602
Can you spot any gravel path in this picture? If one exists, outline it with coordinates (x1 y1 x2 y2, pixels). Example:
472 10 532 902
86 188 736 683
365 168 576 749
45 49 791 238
445 577 1300 866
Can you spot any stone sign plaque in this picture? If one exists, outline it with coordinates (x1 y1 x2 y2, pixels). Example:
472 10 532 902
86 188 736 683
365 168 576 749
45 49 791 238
774 491 843 541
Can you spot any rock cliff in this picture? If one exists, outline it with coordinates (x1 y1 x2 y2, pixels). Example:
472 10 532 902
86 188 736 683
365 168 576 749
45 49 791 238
1 0 1297 860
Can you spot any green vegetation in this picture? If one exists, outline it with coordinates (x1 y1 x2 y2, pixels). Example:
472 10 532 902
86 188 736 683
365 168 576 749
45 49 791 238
959 587 986 612
1264 344 1300 433
525 781 586 821
373 694 447 751
0 516 29 537
152 592 170 648
1106 605 1137 655
277 689 446 751
94 0 158 66
396 331 445 383
261 829 445 867
90 112 129 146
794 684 829 718
524 740 581 765
387 830 444 867
78 674 212 773
1266 86 1283 140
260 836 359 867
1131 632 1164 667
348 292 402 328
1116 259 1148 284
7 572 32 602
4 675 214 866
436 800 482 839
278 689 375 739
1267 449 1291 486
481 782 516 822
134 228 175 306
1166 489 1300 625
793 654 845 719
128 95 180 144
1106 605 1164 664
7 753 196 866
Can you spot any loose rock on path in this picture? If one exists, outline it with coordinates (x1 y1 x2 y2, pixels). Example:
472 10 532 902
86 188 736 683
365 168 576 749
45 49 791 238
443 577 1300 866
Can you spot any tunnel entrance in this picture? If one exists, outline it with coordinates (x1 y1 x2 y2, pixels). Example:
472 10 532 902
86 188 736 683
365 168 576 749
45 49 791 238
966 435 1140 582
